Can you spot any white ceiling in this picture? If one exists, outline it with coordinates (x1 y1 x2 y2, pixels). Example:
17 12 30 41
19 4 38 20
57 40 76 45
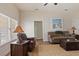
15 3 79 14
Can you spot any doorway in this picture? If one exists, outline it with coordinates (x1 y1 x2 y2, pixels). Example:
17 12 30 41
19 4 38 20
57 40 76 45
34 21 43 40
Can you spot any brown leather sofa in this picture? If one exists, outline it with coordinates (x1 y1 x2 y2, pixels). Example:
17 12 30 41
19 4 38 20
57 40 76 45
17 33 36 52
48 31 74 44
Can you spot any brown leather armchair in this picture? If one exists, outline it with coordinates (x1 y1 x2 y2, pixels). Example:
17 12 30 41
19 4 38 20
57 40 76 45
17 33 36 52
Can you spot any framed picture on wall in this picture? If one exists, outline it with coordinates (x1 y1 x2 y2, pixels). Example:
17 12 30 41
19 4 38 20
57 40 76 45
52 18 63 31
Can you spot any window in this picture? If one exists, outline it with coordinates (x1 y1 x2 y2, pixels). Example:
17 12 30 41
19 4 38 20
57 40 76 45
0 13 17 46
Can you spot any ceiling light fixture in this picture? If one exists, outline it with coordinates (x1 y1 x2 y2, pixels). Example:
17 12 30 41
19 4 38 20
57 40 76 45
34 8 39 11
64 9 68 11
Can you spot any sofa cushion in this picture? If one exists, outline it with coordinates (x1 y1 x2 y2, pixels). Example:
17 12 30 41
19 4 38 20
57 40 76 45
55 31 64 35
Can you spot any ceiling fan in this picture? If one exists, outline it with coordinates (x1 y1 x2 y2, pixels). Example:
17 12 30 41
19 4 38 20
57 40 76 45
44 3 48 6
43 3 58 6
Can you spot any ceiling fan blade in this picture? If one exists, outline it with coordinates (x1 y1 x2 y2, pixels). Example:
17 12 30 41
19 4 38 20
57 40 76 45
44 3 48 6
54 3 58 5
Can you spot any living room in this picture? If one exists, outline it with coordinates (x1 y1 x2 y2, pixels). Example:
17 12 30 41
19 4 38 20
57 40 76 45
0 3 79 56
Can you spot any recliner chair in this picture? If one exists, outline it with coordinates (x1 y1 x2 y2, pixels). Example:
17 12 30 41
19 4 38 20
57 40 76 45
17 33 36 52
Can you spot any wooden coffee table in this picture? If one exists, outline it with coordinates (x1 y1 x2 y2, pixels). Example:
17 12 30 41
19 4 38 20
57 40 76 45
60 39 79 51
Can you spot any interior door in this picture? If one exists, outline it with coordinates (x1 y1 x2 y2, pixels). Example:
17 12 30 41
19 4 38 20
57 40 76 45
34 21 43 39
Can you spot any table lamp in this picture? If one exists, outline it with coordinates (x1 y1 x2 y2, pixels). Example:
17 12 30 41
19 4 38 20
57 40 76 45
72 26 76 35
14 25 24 43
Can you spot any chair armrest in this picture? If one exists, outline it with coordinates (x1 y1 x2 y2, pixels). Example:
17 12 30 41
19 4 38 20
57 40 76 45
27 37 36 44
27 37 35 40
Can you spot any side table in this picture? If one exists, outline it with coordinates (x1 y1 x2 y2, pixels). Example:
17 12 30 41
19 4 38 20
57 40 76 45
10 40 29 56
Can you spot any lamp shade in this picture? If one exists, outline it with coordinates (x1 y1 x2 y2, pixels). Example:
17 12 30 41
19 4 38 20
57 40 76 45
14 25 24 33
72 27 76 30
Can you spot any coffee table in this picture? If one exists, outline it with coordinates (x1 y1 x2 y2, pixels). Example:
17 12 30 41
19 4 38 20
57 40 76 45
60 39 79 51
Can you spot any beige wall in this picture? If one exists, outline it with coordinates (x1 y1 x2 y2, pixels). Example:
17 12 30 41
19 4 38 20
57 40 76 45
20 11 73 41
72 13 79 34
0 3 19 21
